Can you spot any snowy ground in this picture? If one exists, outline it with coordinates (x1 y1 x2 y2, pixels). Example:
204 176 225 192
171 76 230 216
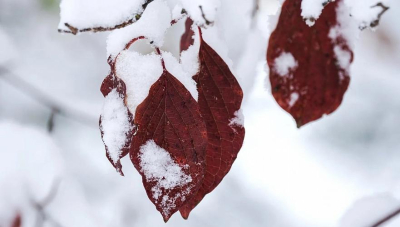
0 0 400 226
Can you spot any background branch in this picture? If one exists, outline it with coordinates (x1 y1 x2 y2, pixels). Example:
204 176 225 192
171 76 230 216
0 66 97 129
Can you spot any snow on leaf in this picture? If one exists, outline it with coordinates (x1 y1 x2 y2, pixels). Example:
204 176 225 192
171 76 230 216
179 31 245 219
274 52 298 77
301 0 333 26
100 73 135 176
139 140 193 215
130 65 207 222
114 50 164 117
267 0 353 127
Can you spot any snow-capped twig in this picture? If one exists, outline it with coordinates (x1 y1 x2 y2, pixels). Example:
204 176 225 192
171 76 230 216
58 0 154 35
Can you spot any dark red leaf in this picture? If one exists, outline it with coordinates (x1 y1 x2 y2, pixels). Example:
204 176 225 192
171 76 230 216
180 18 195 53
10 214 21 227
130 67 207 222
267 0 353 127
100 69 136 176
179 31 245 219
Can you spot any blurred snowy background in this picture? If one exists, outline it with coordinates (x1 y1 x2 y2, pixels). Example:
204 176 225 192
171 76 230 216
0 0 400 226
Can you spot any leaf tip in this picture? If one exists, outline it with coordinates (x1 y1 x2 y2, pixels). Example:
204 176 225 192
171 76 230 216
296 118 303 129
179 208 191 220
162 213 172 223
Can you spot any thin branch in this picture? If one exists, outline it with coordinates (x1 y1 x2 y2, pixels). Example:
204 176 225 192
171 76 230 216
199 6 214 26
0 66 97 128
252 0 260 18
58 0 154 35
31 179 63 227
47 108 60 133
371 206 400 227
370 2 389 28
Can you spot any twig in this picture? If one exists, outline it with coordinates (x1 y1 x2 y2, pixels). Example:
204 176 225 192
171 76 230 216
31 179 63 227
370 206 400 227
47 108 60 133
370 2 389 28
199 6 213 26
58 0 154 35
0 66 97 128
252 0 260 18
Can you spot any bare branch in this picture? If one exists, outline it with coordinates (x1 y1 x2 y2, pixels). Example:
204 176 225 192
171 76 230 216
31 179 63 227
370 2 389 28
199 6 214 26
58 0 154 35
371 206 400 227
0 66 97 128
252 0 260 18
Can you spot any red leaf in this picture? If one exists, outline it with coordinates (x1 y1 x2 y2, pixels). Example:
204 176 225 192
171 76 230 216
100 69 136 176
10 214 21 227
180 18 195 53
130 65 207 222
267 0 353 127
179 31 245 218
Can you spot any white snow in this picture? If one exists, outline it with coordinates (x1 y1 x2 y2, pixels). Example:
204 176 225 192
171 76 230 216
161 26 201 101
344 0 391 30
301 0 391 28
274 52 298 76
106 0 171 58
179 0 221 25
115 51 163 117
139 140 192 192
59 0 145 31
301 0 329 26
288 92 299 108
100 89 132 164
162 51 199 101
333 45 352 70
139 140 192 215
328 1 358 73
229 110 245 128
172 4 184 21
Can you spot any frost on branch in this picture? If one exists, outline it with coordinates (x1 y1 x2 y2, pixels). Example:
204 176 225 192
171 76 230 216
58 0 152 34
130 62 207 222
268 0 354 127
179 27 245 219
